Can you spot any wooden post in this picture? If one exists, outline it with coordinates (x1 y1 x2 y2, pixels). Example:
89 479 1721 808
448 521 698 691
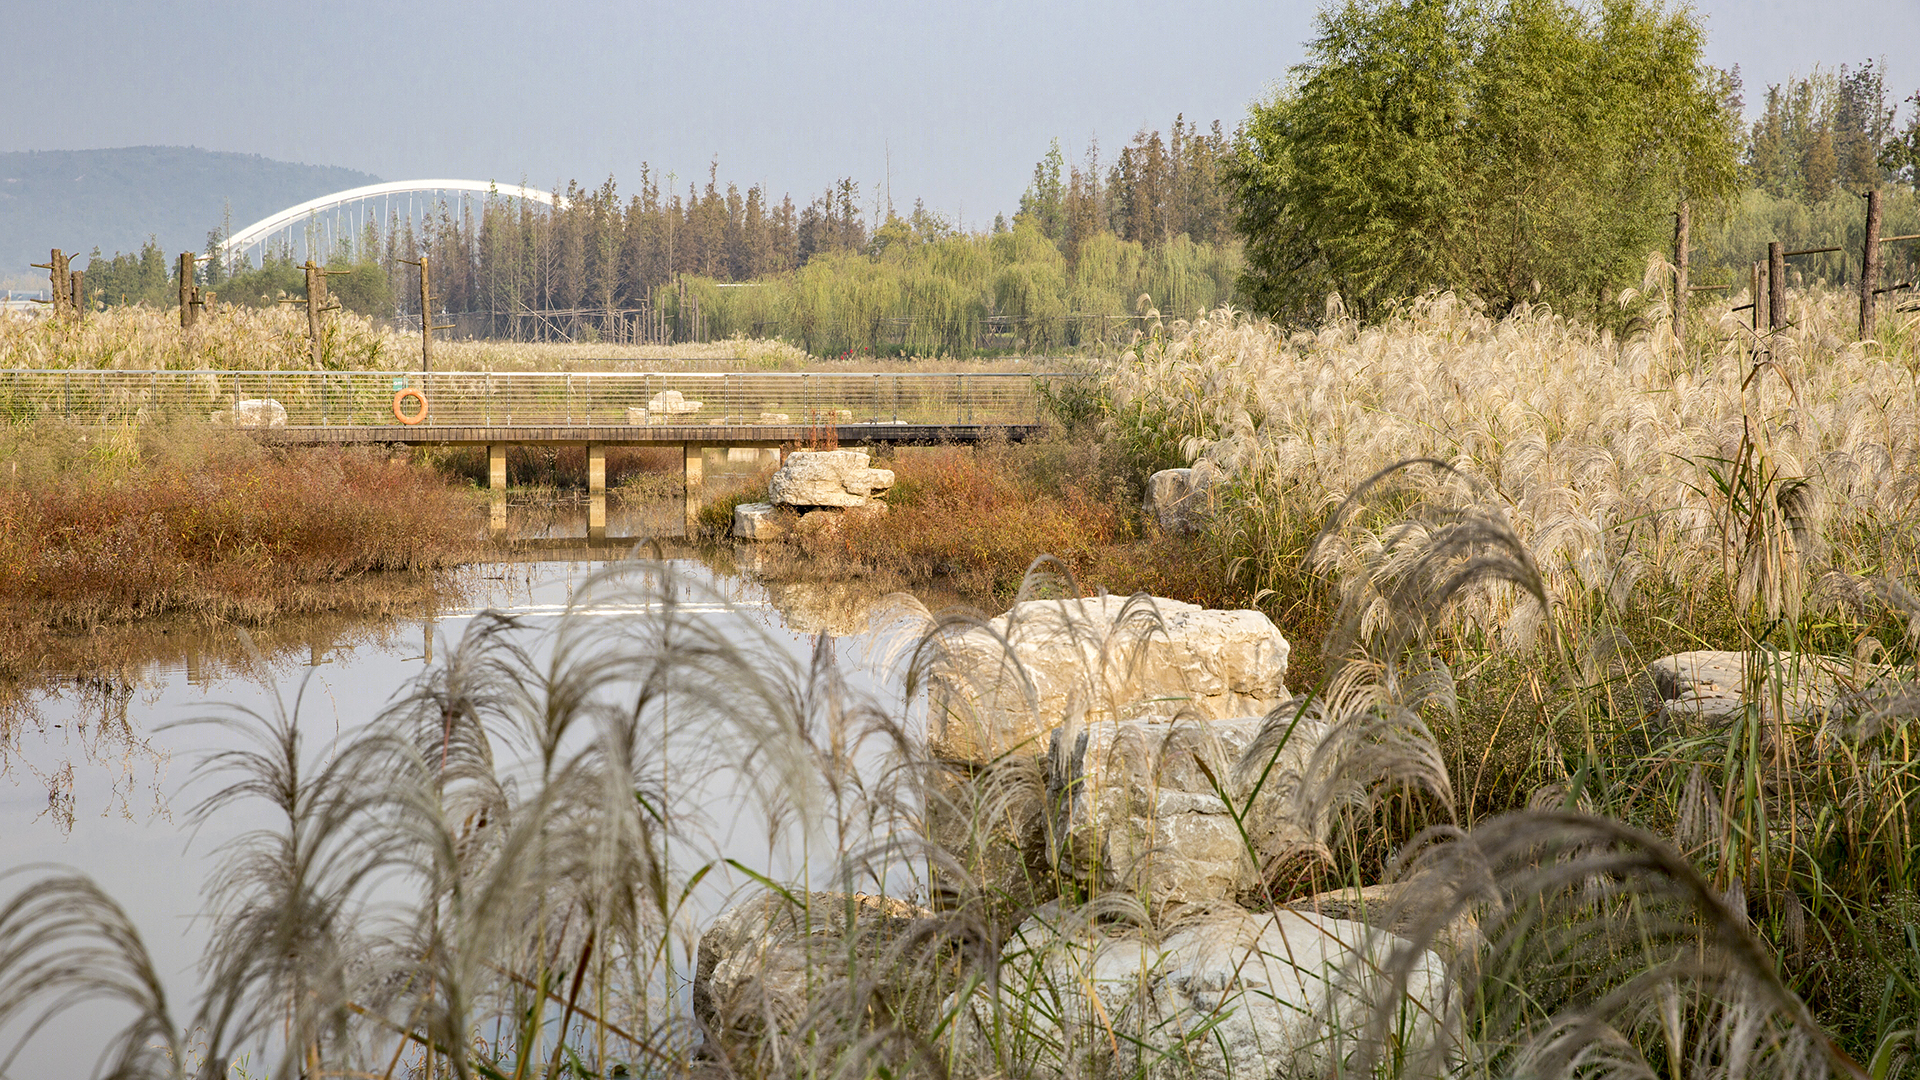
32 249 71 320
68 270 82 320
1861 187 1884 340
683 442 703 537
178 252 198 330
419 253 432 373
303 261 330 367
1751 261 1764 334
587 443 606 542
1673 202 1690 345
1768 241 1786 330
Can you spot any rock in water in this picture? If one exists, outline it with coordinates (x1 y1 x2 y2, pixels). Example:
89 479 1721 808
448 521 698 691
693 890 935 1067
1143 463 1216 534
767 449 895 508
947 903 1446 1080
926 594 1291 761
732 501 786 541
1052 715 1329 905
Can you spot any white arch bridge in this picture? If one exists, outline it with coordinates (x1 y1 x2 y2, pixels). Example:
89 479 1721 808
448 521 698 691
218 180 560 270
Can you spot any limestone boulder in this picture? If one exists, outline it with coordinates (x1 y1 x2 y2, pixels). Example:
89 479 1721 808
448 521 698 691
1143 462 1217 534
767 449 894 509
1052 715 1330 905
732 502 787 541
694 890 935 1062
231 398 288 428
947 903 1446 1080
647 389 703 415
926 595 1291 762
1288 881 1483 963
1643 650 1855 727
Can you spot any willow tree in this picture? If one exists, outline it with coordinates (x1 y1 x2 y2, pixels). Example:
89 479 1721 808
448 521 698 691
1231 0 1740 324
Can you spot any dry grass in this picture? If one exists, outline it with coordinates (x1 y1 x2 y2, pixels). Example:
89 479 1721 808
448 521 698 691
1106 277 1920 651
0 418 480 678
1096 276 1920 1054
784 437 1255 613
2 304 1051 372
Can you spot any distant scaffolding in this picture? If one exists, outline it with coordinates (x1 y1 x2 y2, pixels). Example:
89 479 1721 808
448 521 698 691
217 180 558 272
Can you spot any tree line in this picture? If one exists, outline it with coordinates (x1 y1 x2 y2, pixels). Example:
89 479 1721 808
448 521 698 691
73 0 1920 349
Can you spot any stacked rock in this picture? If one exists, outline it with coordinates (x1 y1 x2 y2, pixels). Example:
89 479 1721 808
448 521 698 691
692 593 1455 1076
733 449 895 541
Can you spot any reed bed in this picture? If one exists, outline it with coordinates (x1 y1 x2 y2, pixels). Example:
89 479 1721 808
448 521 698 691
0 304 1045 372
0 419 480 678
1097 277 1920 1053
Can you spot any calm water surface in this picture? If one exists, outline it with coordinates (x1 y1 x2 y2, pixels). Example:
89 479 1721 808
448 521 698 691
0 551 919 1075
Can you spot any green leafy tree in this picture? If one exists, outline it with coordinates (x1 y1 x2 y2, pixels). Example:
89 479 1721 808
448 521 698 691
1017 139 1067 241
1230 0 1740 324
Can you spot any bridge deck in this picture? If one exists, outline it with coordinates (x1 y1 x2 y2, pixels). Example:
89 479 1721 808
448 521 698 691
256 422 1043 446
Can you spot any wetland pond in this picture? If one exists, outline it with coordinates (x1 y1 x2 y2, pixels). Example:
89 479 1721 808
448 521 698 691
1 536 927 1074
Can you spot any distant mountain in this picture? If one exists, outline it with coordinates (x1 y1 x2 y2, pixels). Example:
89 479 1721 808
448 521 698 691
0 146 380 278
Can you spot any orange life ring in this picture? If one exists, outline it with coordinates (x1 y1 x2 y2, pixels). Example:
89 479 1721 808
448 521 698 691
393 388 429 425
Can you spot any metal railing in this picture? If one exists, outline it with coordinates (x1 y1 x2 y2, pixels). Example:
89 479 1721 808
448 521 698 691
0 370 1079 429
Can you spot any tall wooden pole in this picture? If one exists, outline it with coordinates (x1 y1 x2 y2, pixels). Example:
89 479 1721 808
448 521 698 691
178 252 198 330
1751 261 1764 334
304 261 327 368
419 253 432 373
1860 187 1884 340
1768 240 1787 330
1673 201 1690 345
32 249 71 320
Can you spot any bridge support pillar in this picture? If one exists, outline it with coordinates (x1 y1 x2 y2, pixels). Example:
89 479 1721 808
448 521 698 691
488 443 507 536
684 442 703 538
587 443 606 542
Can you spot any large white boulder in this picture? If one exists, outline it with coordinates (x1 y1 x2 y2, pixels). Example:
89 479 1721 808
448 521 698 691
1643 650 1857 727
927 595 1291 762
1053 714 1329 905
231 398 288 428
647 388 703 415
1143 463 1217 534
767 449 895 508
948 904 1446 1080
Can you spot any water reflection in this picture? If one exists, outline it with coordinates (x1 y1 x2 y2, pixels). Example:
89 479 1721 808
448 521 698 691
0 553 918 1074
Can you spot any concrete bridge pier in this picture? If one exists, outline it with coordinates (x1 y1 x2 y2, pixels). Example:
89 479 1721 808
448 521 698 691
587 443 606 542
684 442 703 538
489 443 507 535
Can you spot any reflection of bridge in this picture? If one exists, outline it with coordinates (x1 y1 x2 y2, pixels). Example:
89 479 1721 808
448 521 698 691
1 369 1062 539
218 179 557 270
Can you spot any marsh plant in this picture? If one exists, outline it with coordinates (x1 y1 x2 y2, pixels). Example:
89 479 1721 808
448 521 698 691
1097 278 1920 1054
0 540 1885 1079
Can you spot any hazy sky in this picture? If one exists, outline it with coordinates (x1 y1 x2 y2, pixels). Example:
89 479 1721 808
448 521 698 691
4 0 1916 225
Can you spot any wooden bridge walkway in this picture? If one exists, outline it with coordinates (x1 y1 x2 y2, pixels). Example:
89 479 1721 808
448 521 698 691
2 369 1068 539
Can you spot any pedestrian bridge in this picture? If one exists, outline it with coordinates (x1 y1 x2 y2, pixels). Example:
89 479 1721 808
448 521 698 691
0 368 1070 538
